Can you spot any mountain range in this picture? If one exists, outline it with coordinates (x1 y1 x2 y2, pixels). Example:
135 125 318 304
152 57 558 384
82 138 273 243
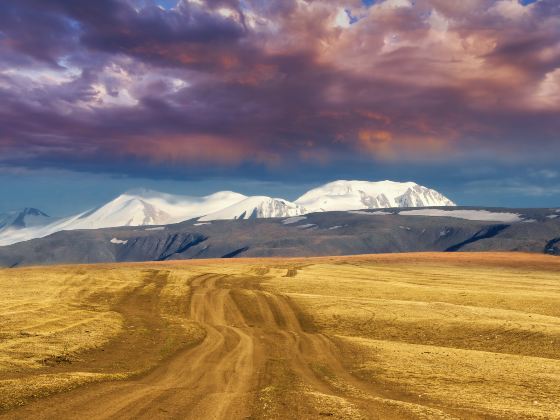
0 180 454 246
0 206 558 268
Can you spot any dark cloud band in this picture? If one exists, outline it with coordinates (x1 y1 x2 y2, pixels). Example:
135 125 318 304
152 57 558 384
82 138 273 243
0 0 559 177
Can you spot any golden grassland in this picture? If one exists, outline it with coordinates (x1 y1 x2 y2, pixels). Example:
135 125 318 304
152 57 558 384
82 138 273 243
0 253 559 419
0 266 207 410
259 254 560 418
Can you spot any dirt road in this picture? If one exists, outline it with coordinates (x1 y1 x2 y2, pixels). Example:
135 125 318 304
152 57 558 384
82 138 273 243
2 271 454 419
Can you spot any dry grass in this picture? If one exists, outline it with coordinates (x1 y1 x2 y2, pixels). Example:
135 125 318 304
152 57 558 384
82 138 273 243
0 266 143 372
0 264 207 411
0 253 559 418
260 253 560 418
340 337 560 418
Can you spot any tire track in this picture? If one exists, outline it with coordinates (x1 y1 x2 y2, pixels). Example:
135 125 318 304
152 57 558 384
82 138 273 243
2 272 449 419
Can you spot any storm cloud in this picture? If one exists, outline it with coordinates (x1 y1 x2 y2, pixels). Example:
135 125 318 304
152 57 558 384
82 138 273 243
1 0 559 178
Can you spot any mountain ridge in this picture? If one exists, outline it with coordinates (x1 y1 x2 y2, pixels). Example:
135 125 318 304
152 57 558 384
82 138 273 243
199 196 306 221
1 206 558 267
0 180 454 246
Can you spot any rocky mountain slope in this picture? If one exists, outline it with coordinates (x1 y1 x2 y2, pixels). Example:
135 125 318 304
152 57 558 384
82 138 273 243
0 207 558 267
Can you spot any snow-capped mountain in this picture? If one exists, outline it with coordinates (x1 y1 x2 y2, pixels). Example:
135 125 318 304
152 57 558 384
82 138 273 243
199 196 306 221
0 190 247 246
0 180 455 246
65 189 249 229
0 208 51 232
295 180 455 212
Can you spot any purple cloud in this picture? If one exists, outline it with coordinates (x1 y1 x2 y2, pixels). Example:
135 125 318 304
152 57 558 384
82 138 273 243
0 0 559 177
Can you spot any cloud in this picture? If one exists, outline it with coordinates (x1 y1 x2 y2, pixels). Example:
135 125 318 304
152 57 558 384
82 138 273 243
465 178 560 198
529 168 559 179
0 0 559 178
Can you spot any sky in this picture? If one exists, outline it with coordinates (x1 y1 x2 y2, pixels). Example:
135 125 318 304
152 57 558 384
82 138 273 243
1 0 559 215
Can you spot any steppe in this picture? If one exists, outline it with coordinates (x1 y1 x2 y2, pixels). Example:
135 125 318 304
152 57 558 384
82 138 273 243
0 253 559 419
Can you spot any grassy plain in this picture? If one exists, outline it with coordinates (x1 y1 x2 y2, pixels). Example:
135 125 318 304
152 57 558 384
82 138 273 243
0 253 559 419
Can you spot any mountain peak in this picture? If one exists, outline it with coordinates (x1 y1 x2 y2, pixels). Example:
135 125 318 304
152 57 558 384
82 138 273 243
0 207 51 231
18 207 49 217
295 180 454 212
118 188 173 200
